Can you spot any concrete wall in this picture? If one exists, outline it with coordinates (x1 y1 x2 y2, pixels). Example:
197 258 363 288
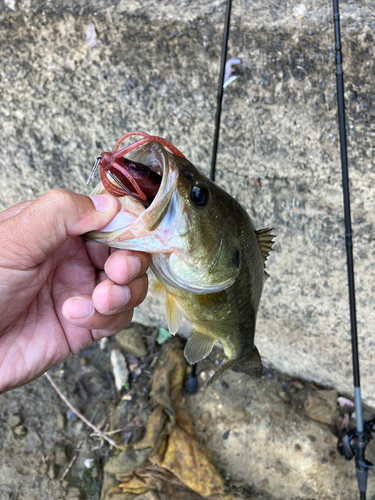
1 0 374 404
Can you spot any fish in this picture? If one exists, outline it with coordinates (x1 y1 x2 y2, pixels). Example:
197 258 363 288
85 136 275 383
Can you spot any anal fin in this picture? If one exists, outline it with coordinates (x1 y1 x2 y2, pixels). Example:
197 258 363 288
207 346 263 386
165 292 182 335
184 329 215 365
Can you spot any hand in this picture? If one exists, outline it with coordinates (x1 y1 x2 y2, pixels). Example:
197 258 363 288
0 189 150 393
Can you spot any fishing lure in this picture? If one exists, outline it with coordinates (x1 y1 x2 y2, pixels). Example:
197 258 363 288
85 131 186 207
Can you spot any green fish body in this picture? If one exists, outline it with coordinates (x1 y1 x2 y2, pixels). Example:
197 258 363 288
86 141 275 382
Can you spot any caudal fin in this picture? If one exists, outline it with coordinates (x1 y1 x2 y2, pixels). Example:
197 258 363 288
207 346 263 386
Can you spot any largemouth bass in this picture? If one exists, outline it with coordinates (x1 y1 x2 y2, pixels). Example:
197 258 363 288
85 136 275 383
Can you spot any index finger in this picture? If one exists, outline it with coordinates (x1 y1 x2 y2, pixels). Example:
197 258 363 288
104 249 151 285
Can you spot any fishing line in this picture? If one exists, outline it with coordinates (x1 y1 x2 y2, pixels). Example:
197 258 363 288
188 0 233 395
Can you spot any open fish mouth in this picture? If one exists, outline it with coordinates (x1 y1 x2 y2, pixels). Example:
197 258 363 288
84 135 185 252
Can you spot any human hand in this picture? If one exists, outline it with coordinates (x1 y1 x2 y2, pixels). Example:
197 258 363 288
0 189 150 393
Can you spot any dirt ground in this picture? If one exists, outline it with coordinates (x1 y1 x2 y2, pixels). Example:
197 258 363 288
1 323 374 500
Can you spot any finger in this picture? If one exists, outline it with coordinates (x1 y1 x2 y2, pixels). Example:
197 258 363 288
97 271 108 283
0 200 34 224
0 189 121 268
92 274 148 315
104 250 150 285
62 295 134 336
86 240 111 270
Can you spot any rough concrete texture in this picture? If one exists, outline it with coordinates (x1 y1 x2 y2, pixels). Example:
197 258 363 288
0 0 375 406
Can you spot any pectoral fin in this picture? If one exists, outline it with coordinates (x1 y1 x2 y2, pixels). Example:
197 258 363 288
165 293 182 335
150 279 166 295
207 346 263 386
184 329 215 365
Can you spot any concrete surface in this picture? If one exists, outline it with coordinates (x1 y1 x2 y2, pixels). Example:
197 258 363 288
0 0 375 407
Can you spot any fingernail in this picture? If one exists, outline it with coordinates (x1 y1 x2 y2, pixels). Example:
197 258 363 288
110 284 131 310
66 298 95 320
126 256 141 282
90 195 118 213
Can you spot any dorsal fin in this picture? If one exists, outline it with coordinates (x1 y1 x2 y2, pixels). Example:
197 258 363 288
255 228 276 266
184 329 215 365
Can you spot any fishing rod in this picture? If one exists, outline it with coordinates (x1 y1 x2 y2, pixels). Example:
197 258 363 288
333 1 374 498
187 0 232 395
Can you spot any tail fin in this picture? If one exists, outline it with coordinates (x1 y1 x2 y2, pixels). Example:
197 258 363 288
207 346 263 386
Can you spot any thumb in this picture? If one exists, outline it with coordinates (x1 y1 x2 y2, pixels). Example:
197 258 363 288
0 188 120 267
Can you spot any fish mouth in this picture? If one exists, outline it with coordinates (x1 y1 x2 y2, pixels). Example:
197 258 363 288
84 141 181 249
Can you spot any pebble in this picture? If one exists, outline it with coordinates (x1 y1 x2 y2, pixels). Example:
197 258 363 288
337 396 355 409
111 349 129 391
55 447 68 465
48 463 57 480
304 390 338 425
8 414 22 427
26 431 42 453
222 430 230 440
200 371 207 381
200 412 212 424
57 413 66 429
278 391 290 402
67 409 78 421
12 424 27 437
84 458 95 469
99 337 109 350
116 326 147 358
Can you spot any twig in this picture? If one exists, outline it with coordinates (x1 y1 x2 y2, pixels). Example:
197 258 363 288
60 404 101 482
60 441 81 482
44 372 120 449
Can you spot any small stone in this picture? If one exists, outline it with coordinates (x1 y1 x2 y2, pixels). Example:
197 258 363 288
222 430 230 440
278 391 290 402
84 458 95 469
304 390 338 425
67 409 78 421
199 371 207 381
57 413 66 429
110 349 129 391
116 326 147 358
99 337 109 350
26 431 42 453
337 396 355 409
41 462 49 475
55 446 68 465
293 381 305 390
12 424 27 437
258 479 269 489
8 414 22 427
48 463 57 480
80 357 89 367
200 412 212 424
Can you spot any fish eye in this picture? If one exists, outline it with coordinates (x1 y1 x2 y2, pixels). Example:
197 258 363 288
190 185 209 207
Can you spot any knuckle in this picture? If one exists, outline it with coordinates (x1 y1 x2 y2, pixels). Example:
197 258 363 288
43 188 71 211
